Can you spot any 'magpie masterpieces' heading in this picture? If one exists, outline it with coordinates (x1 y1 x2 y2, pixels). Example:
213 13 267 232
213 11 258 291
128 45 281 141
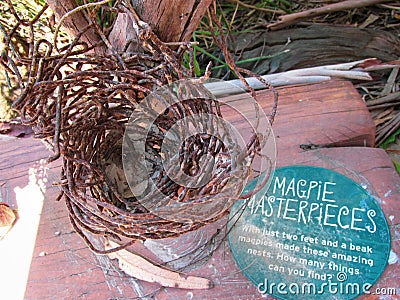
247 176 377 233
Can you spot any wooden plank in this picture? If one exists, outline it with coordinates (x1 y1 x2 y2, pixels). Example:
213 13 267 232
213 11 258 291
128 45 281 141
17 144 400 300
0 79 396 299
0 138 59 300
220 79 375 153
139 147 400 300
271 80 375 149
25 184 138 300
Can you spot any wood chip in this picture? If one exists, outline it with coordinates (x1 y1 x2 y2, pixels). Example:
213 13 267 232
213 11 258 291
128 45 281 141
359 14 380 28
381 67 399 96
0 203 16 239
105 239 214 290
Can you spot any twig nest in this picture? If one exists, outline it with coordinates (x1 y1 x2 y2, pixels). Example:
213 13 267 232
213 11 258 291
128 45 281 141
7 3 277 253
122 80 250 223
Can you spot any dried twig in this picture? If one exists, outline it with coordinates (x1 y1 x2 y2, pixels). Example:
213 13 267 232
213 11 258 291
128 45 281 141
367 92 400 108
381 66 399 96
376 113 400 145
268 0 391 30
226 0 286 14
208 58 391 97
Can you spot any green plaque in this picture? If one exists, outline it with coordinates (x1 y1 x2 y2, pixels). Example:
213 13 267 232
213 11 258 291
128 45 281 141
228 166 390 299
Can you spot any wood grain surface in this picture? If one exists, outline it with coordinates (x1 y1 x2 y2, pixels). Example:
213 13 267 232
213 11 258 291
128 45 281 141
0 79 397 299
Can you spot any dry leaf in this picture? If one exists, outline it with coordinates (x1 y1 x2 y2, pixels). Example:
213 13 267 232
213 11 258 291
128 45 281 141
0 203 16 239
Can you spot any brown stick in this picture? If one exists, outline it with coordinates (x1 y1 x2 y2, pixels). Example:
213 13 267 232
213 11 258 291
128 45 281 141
367 92 400 107
268 0 391 30
376 113 400 145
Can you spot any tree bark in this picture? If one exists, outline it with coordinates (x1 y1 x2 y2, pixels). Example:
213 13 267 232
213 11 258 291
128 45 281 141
47 0 104 52
222 25 400 76
132 0 213 43
47 0 212 52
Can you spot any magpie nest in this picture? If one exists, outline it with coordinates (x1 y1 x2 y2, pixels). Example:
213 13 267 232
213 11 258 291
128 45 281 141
5 2 277 253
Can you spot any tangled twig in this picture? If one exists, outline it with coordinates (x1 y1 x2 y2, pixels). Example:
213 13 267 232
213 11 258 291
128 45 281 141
3 1 277 257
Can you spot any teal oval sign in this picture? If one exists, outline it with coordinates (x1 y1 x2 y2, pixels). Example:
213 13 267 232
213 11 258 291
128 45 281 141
228 166 390 299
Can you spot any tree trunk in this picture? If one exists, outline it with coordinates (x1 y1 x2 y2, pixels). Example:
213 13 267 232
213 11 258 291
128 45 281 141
47 0 212 52
133 0 213 43
47 0 104 52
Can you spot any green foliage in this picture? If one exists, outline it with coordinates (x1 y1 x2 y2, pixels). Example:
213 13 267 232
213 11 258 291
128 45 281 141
7 0 42 19
185 0 294 78
394 161 400 174
257 0 294 13
183 52 202 77
96 0 117 30
75 0 117 30
380 128 400 149
380 129 400 175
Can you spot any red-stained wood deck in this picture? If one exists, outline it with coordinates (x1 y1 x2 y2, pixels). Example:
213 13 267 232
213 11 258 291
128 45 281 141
0 79 398 300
